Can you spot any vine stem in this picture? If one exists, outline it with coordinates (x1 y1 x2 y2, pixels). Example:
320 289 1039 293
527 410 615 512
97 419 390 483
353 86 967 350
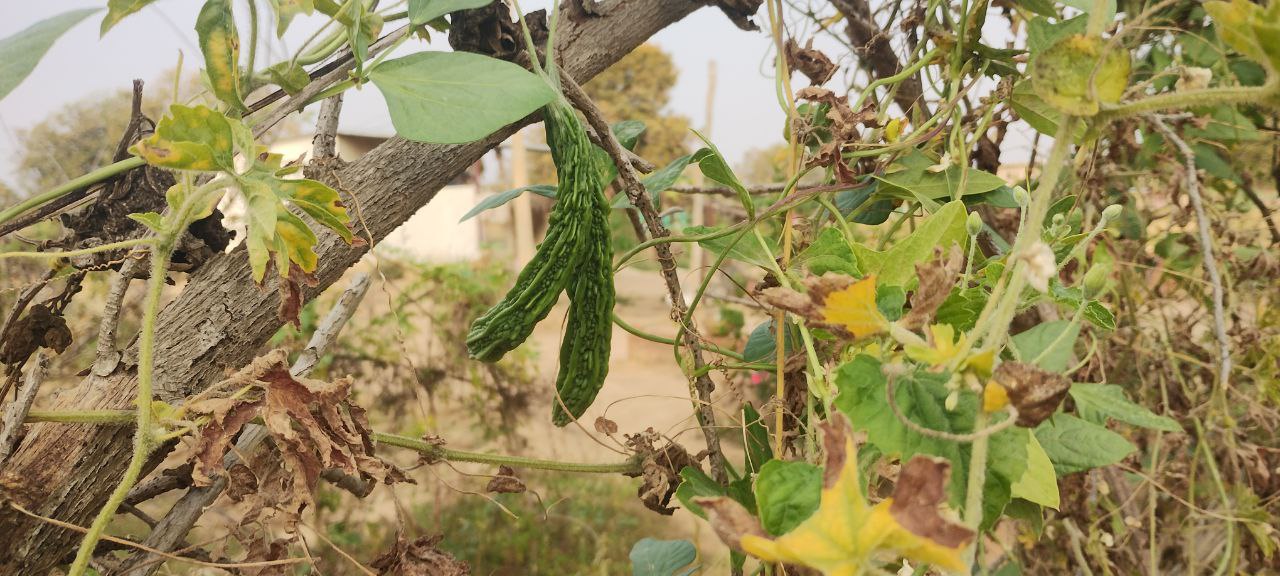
0 156 145 227
1098 82 1279 122
0 238 152 261
372 433 640 474
20 411 641 475
963 409 990 529
67 234 171 576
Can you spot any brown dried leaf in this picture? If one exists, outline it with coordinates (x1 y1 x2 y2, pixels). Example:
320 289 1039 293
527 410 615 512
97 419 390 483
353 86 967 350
786 38 837 85
795 87 877 179
593 416 619 435
995 361 1072 427
189 398 262 485
371 534 472 576
889 455 974 548
277 264 319 329
901 245 964 329
226 463 258 502
0 304 72 364
624 430 699 515
486 465 526 494
185 349 410 531
239 536 294 576
694 497 767 552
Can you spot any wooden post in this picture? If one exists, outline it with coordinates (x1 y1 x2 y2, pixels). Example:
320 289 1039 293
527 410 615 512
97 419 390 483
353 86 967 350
510 127 535 268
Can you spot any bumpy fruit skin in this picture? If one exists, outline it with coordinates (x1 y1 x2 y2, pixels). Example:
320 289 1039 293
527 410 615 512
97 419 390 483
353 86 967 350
466 100 615 427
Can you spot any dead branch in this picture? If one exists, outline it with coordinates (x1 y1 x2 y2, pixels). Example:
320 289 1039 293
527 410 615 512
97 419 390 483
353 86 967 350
0 353 48 463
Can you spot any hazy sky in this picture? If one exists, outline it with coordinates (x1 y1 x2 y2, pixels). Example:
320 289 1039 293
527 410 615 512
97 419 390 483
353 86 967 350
0 2 802 193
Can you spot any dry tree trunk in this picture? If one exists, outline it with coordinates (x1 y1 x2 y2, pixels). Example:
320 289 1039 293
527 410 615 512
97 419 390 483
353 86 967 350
0 1 738 570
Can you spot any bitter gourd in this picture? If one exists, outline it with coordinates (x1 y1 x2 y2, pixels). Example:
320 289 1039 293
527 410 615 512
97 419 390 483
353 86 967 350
466 100 616 426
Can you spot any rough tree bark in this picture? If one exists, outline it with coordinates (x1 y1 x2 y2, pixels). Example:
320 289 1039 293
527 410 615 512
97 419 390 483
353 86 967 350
0 1 735 570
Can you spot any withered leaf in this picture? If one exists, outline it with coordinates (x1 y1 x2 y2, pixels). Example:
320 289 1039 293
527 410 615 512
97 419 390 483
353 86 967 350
757 274 886 340
795 87 876 181
0 304 72 365
277 264 319 329
594 416 619 435
889 456 974 548
786 38 837 85
185 349 410 531
694 496 768 552
226 463 259 502
486 465 526 494
995 361 1071 427
900 245 964 329
371 533 472 576
624 431 699 515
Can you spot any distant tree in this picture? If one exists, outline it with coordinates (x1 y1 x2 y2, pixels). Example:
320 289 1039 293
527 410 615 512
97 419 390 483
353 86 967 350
528 43 690 184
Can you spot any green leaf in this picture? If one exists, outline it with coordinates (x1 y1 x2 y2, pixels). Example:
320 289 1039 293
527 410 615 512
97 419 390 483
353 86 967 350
795 228 859 276
1011 81 1088 142
754 460 822 536
935 287 987 331
267 61 312 95
459 184 556 222
833 355 1027 524
269 0 315 36
1010 433 1060 509
0 8 100 101
874 150 1006 207
876 285 906 321
131 105 238 172
1011 320 1080 373
196 0 246 111
1060 0 1116 28
742 403 773 475
1031 34 1130 116
238 170 353 282
101 1 155 35
1027 15 1088 59
691 129 754 218
683 224 777 269
642 154 695 196
851 200 968 286
630 538 698 576
741 319 798 364
1204 0 1279 73
1082 300 1116 331
408 0 493 25
127 212 165 233
370 51 556 144
613 120 647 150
1069 384 1182 432
675 466 723 518
1035 414 1135 475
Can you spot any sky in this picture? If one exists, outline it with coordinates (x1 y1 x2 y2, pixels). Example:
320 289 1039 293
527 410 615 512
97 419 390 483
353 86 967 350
0 2 1035 194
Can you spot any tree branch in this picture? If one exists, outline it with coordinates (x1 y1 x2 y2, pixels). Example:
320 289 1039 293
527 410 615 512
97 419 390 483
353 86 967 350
559 70 731 485
0 2 715 570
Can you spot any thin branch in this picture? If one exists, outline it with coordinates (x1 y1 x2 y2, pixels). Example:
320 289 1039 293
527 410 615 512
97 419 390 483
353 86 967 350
311 94 344 161
1144 115 1232 391
559 70 731 485
117 273 372 575
0 353 48 462
92 258 142 377
7 503 305 571
251 27 410 139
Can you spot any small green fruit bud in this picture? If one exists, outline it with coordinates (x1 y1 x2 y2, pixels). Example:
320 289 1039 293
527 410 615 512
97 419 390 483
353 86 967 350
966 212 983 236
1101 204 1123 222
945 390 960 411
1013 186 1030 207
1083 263 1110 298
1051 213 1065 226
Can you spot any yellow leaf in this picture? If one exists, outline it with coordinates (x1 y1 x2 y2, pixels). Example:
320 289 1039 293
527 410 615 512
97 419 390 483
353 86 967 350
819 275 887 339
735 416 972 575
